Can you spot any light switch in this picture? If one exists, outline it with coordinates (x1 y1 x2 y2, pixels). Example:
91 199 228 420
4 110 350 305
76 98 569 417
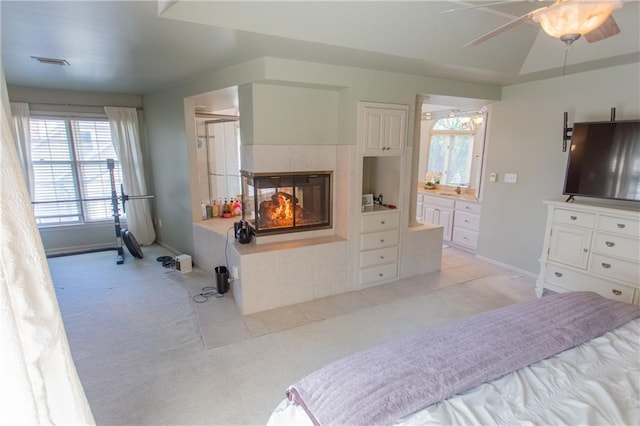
504 173 518 184
489 172 497 182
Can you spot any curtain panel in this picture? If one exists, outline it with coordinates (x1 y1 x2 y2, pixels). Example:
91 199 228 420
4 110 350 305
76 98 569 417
104 106 156 245
9 102 34 198
1 72 95 425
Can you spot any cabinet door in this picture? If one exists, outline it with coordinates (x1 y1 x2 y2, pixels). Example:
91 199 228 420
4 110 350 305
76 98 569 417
384 108 406 154
439 208 453 242
548 225 592 269
423 206 437 226
363 107 385 153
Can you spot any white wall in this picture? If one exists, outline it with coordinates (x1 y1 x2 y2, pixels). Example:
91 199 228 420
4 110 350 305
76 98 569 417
478 62 640 273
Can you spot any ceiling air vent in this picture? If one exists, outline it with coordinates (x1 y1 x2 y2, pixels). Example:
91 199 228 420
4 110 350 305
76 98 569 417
31 56 70 66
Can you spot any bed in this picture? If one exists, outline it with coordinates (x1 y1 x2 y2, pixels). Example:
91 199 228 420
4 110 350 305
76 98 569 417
267 292 640 425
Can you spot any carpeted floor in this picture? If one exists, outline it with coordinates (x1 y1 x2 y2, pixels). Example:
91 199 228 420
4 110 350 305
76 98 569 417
49 244 536 425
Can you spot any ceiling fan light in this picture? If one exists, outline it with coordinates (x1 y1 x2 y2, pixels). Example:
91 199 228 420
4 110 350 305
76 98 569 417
533 1 622 39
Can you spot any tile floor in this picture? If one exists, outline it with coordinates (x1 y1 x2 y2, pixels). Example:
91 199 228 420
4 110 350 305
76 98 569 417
169 246 535 349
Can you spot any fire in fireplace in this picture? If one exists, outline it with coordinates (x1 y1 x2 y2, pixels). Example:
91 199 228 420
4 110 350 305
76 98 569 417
241 171 332 235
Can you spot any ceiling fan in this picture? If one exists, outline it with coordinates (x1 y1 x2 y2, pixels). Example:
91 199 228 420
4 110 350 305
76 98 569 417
458 0 624 47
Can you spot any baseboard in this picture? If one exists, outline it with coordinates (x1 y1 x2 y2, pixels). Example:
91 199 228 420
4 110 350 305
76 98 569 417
474 254 537 279
155 240 181 256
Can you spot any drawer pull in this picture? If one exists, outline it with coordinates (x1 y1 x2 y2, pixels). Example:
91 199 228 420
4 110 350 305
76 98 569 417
617 223 626 229
380 239 385 243
380 220 385 225
605 241 615 247
379 256 385 259
464 220 470 223
612 289 622 296
378 273 384 277
554 272 563 277
570 215 577 220
465 206 471 210
601 262 611 269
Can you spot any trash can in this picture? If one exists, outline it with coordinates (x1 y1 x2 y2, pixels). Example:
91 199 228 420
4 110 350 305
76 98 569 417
215 266 229 294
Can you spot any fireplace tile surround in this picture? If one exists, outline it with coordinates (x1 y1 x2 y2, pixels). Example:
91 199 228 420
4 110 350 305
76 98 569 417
193 143 443 314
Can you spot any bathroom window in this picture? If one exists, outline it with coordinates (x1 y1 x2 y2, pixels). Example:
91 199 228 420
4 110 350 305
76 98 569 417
427 116 484 187
29 117 123 226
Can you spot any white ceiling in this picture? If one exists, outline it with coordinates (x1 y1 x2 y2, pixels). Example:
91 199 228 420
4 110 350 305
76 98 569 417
2 1 639 99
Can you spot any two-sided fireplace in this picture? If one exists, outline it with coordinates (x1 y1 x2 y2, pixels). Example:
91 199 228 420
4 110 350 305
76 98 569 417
241 170 332 235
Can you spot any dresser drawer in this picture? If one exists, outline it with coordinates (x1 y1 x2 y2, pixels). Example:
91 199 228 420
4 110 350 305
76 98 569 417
360 263 398 285
456 201 481 215
361 211 400 232
597 215 639 237
360 246 398 268
553 209 596 228
592 232 640 262
454 211 480 231
452 227 478 250
589 254 639 285
544 264 635 303
360 230 399 250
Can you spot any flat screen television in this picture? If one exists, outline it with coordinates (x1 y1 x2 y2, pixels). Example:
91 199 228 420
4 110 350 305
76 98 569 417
563 120 640 202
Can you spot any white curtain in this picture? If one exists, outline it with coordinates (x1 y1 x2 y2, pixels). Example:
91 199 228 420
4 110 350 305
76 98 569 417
1 73 95 424
9 102 34 198
104 106 156 245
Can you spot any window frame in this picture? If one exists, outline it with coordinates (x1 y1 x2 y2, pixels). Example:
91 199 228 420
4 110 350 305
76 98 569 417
29 114 124 227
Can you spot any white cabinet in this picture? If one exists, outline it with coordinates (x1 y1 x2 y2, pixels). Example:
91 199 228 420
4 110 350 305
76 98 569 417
418 194 455 241
537 200 640 305
359 102 408 155
452 200 481 250
359 209 400 286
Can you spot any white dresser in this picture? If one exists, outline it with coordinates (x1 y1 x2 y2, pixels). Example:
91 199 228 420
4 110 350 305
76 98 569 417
359 208 400 286
536 199 640 305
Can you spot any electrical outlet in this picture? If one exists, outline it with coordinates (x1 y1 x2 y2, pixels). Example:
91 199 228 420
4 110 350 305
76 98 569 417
489 172 497 182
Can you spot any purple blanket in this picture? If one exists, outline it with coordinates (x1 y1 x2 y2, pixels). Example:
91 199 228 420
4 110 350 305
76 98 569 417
286 292 640 425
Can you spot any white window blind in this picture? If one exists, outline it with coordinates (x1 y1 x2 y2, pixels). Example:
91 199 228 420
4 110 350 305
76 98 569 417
29 118 124 226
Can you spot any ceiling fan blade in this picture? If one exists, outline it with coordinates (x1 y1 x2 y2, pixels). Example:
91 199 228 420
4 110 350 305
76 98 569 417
584 15 620 43
441 1 518 14
463 9 541 47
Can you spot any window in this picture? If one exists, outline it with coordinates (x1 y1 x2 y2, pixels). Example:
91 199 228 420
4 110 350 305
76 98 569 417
427 116 483 186
29 117 123 226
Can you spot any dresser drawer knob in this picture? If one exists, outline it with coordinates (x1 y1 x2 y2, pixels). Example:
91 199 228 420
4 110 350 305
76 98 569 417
570 215 577 220
380 220 385 225
601 262 611 269
379 256 385 259
554 272 563 277
464 219 470 223
380 239 385 243
617 223 626 229
612 289 622 296
605 241 615 247
379 273 384 277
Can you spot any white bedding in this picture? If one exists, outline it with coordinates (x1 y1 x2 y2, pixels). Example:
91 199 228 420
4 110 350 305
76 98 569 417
268 318 640 425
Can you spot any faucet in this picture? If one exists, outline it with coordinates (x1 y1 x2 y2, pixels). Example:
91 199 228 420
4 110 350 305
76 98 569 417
455 186 461 195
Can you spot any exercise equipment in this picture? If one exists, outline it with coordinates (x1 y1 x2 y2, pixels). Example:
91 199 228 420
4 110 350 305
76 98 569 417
106 159 153 264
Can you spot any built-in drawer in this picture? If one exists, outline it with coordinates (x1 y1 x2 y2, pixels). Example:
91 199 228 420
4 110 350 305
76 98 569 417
592 232 640 262
360 262 398 285
360 230 399 251
454 211 480 231
452 227 478 250
456 201 481 215
360 246 398 268
553 209 596 228
361 211 400 233
597 215 639 238
422 195 456 209
588 254 639 285
544 264 635 303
